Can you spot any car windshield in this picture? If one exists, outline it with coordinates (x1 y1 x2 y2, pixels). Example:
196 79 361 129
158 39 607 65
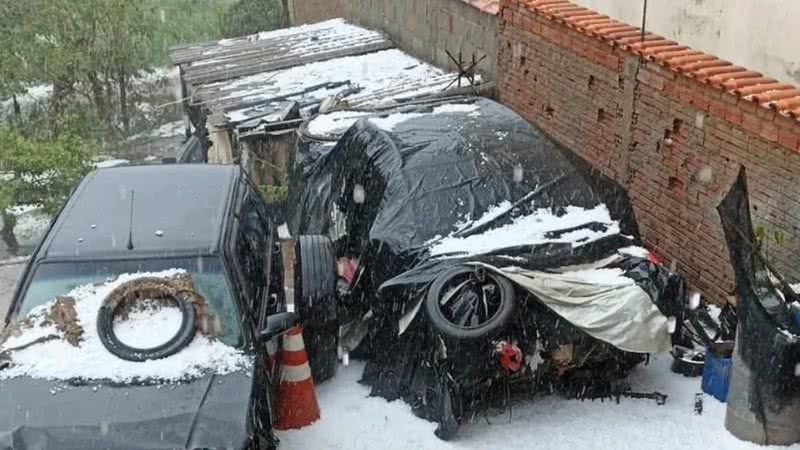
17 256 241 346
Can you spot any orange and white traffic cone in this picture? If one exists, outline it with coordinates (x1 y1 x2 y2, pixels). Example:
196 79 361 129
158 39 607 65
273 325 320 430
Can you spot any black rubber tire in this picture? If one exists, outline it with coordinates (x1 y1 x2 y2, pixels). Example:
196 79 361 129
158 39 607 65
425 266 515 341
294 235 338 383
97 291 196 362
670 347 705 377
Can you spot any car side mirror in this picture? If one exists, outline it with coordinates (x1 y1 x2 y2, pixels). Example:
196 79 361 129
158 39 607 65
258 312 298 342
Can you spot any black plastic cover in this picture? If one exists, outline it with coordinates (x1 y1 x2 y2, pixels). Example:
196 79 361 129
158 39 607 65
717 166 800 414
289 98 640 286
290 98 686 435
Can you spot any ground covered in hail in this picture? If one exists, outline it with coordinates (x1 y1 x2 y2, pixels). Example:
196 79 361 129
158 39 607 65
276 355 797 450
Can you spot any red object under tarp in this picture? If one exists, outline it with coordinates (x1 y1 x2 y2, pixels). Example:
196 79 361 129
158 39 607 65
498 341 523 372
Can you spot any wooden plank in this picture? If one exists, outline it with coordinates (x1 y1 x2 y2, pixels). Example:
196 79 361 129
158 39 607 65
183 39 393 85
171 24 362 65
169 21 352 65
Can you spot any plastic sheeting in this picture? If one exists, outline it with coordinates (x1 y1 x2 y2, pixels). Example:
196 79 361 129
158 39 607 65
717 166 800 418
491 264 672 353
289 97 687 437
289 98 639 256
288 96 688 352
289 98 642 292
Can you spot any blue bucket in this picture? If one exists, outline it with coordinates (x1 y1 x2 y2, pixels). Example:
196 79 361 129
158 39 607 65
702 342 734 403
792 306 800 330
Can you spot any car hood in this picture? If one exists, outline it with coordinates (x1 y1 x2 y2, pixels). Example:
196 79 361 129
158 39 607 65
0 370 256 450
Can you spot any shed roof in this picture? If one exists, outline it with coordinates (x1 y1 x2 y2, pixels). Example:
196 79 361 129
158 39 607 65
197 49 460 127
171 19 483 133
171 19 392 86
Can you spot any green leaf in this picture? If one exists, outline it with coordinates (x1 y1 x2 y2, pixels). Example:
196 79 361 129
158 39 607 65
774 229 785 246
755 224 766 242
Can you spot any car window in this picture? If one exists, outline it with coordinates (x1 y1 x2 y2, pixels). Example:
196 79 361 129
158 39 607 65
17 256 242 347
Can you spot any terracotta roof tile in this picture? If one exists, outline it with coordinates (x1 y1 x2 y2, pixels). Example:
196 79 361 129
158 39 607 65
646 47 693 62
679 60 731 76
625 39 675 52
692 65 742 78
616 34 659 45
589 23 636 35
514 0 800 121
750 89 800 104
736 82 794 97
771 97 800 111
706 71 762 84
606 29 645 40
724 77 777 90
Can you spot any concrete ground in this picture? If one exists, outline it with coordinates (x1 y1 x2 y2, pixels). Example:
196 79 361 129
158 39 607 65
0 260 24 329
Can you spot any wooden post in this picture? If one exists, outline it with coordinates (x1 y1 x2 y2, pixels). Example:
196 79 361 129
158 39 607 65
208 126 234 164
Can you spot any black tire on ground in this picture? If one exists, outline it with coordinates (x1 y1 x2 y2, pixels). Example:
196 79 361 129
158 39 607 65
294 235 338 383
425 266 516 341
670 347 705 377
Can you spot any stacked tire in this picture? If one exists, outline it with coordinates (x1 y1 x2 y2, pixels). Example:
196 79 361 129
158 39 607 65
424 266 516 341
294 235 338 383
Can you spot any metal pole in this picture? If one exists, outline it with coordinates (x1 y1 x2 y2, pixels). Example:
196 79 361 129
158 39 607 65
641 0 648 41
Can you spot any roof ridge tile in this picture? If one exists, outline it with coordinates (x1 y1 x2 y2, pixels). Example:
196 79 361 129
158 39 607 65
505 0 800 121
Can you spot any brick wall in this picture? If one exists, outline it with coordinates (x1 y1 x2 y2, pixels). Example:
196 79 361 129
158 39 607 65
497 0 800 304
289 0 498 80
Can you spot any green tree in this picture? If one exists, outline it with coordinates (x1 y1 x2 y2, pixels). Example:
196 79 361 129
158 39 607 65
220 0 288 38
0 126 91 250
0 1 160 137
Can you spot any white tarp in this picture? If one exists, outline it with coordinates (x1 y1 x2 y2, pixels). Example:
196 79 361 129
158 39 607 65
485 264 672 354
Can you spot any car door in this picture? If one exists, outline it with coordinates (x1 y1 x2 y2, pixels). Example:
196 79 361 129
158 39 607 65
231 179 281 441
237 181 282 325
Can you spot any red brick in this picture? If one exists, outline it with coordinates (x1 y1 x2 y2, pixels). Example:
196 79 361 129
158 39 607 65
741 113 761 134
756 105 777 121
737 99 758 113
692 92 712 111
722 92 739 105
706 100 725 117
760 122 779 142
777 113 800 131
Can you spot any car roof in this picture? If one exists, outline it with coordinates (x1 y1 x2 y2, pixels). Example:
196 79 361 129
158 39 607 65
38 164 239 261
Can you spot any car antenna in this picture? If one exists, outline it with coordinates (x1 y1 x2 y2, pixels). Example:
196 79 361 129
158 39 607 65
127 189 135 250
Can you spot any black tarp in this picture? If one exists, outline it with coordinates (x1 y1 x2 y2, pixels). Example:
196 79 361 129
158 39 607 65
288 97 686 437
289 98 640 288
717 166 800 415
